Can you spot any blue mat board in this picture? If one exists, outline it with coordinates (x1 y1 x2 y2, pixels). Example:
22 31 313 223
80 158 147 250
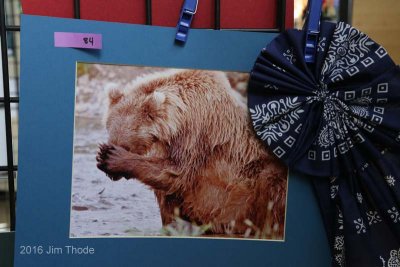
14 15 330 267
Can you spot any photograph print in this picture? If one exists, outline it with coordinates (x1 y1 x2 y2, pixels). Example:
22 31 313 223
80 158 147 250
70 63 288 240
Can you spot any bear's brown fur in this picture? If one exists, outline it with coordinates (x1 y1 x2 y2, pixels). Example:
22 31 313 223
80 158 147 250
97 69 288 238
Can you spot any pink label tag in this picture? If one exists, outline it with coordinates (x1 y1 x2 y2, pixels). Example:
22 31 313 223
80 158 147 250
54 32 102 49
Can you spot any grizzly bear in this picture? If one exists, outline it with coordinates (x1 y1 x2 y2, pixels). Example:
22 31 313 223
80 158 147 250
96 69 288 238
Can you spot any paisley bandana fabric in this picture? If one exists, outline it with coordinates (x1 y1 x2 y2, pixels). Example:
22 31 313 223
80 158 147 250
248 21 400 266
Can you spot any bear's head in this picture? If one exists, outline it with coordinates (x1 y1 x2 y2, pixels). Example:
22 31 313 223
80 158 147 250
105 74 186 156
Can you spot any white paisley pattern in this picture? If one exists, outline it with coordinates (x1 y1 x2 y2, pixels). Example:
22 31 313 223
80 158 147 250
337 208 344 230
354 218 366 234
318 125 336 148
380 248 400 267
249 97 304 146
334 236 345 250
318 37 327 52
251 22 390 163
386 175 396 187
264 84 279 90
396 132 400 142
356 193 363 203
321 22 375 82
388 207 400 223
283 47 297 64
367 211 382 225
305 23 390 161
335 253 345 267
309 80 387 161
331 185 339 199
350 105 369 118
249 20 399 267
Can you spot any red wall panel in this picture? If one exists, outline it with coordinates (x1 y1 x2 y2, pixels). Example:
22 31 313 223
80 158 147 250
152 0 215 28
21 0 294 29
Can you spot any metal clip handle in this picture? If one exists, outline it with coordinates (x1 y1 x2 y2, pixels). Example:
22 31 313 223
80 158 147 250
175 0 198 43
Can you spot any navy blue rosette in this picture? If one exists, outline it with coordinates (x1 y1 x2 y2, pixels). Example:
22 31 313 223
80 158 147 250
248 21 400 267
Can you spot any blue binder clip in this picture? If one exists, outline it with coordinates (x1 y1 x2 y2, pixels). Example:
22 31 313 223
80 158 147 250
304 0 323 63
175 0 198 43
